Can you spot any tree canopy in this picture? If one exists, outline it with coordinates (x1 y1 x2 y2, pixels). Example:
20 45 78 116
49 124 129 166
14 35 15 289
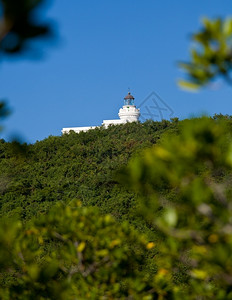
1 117 232 298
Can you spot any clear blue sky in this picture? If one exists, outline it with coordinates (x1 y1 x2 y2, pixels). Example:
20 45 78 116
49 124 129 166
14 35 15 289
1 0 232 143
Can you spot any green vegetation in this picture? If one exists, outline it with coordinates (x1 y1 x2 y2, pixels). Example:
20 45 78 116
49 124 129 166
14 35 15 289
0 201 158 299
122 116 232 298
0 120 177 299
179 18 232 90
1 117 232 298
0 120 177 224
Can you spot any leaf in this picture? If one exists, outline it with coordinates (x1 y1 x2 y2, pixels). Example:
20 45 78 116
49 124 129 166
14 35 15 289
191 269 208 280
178 80 201 91
223 19 232 36
163 208 178 227
77 242 86 252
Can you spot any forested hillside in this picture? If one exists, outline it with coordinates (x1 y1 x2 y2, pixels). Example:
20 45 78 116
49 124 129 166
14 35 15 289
0 120 178 224
1 116 232 299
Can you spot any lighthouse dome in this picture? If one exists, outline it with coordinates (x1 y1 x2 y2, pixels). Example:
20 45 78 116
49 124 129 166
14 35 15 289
124 92 135 105
124 92 135 100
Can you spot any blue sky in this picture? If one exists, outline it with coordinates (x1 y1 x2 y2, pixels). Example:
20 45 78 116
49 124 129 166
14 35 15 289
1 0 232 143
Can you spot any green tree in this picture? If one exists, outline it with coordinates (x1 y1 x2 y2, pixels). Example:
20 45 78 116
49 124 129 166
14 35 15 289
121 117 232 298
0 200 166 299
179 18 232 90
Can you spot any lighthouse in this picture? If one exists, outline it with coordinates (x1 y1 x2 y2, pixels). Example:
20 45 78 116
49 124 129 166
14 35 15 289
102 91 140 127
118 92 140 122
62 91 140 134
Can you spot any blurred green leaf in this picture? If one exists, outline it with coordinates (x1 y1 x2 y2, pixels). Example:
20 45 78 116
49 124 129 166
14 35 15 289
179 18 232 89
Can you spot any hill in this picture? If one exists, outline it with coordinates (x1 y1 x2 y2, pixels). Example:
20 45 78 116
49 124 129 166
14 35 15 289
1 116 232 299
0 119 178 225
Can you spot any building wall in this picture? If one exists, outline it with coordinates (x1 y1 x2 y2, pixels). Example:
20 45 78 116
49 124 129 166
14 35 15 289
62 102 140 134
62 126 97 134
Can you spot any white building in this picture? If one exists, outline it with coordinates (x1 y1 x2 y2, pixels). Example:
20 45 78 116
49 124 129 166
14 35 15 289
62 92 140 134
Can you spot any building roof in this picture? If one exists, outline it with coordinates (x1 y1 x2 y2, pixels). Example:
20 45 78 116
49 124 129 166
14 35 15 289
124 92 135 100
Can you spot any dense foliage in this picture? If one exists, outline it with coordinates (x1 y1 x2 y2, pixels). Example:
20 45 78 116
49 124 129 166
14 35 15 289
0 201 159 299
0 120 178 299
1 117 232 298
0 120 177 225
122 116 232 298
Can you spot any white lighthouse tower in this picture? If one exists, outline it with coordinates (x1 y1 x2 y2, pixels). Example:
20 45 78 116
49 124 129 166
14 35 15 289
102 92 140 128
118 92 140 122
62 91 140 134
